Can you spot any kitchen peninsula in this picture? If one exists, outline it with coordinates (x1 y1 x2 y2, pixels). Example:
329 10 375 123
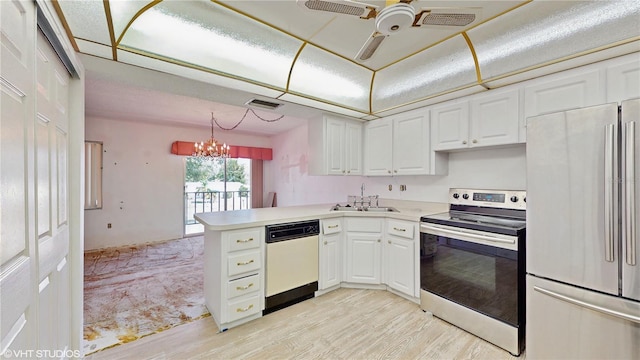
194 200 447 331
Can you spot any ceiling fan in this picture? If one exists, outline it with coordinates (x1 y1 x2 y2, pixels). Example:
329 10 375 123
297 0 478 61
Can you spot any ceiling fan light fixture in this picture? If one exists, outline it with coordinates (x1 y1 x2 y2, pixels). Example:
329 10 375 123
375 3 415 35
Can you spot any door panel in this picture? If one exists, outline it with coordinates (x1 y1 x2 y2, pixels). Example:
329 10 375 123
527 275 640 359
526 103 619 295
0 0 35 352
622 98 640 301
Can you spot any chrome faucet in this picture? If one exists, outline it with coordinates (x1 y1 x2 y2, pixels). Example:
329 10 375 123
360 183 365 201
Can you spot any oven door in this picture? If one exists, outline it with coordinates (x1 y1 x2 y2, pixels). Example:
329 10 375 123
420 223 520 327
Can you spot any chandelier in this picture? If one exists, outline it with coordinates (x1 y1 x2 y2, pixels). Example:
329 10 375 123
193 113 230 158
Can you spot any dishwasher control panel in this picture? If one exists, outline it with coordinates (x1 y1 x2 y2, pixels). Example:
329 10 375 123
265 220 320 243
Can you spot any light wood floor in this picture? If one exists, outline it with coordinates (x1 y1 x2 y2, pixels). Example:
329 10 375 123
86 288 524 359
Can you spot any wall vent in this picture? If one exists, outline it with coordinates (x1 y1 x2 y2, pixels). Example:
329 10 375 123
245 98 283 110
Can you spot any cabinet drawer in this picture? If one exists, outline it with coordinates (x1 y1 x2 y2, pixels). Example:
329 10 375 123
227 228 261 252
387 220 415 239
227 274 260 299
322 219 342 235
346 217 383 232
226 295 261 323
228 251 261 277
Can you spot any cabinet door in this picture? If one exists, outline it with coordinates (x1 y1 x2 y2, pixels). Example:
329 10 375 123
325 118 346 175
392 111 430 175
431 101 469 151
363 118 393 176
346 233 381 284
606 58 640 103
469 89 520 148
344 122 362 175
385 236 414 296
320 231 342 290
524 69 604 119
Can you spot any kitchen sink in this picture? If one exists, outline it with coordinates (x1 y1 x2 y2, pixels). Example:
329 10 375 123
329 205 399 213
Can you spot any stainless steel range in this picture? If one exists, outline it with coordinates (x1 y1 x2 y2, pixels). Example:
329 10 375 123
420 188 526 356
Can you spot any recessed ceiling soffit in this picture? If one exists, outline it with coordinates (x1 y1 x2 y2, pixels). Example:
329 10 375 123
54 0 640 118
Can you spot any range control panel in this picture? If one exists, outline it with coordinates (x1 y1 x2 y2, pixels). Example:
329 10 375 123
449 188 526 210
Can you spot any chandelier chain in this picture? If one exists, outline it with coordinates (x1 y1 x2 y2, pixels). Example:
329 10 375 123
213 109 284 131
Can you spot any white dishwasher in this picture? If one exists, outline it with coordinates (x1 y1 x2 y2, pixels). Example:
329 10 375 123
264 220 319 315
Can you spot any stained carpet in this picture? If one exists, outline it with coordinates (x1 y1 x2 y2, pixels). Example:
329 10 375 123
83 236 209 355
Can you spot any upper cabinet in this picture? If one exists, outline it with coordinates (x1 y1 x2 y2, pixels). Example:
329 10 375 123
308 114 362 176
606 55 640 103
432 89 521 151
364 109 447 176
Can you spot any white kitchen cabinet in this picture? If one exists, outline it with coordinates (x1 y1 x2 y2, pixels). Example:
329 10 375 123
308 114 362 175
344 217 383 284
204 227 264 331
606 55 640 103
364 109 446 176
319 218 342 290
363 118 393 176
384 219 416 297
432 89 520 151
524 68 605 119
431 101 469 151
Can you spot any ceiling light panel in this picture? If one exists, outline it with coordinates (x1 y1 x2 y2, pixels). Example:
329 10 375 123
371 34 477 113
57 0 111 45
108 0 152 42
468 1 640 81
289 44 372 113
118 0 302 90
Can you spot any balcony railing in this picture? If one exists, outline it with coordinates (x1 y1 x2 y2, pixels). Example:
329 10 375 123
184 190 251 225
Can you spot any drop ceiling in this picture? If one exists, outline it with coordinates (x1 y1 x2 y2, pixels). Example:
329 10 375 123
55 0 640 131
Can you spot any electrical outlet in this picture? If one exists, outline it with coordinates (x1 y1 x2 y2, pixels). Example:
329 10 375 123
107 223 112 229
400 185 407 191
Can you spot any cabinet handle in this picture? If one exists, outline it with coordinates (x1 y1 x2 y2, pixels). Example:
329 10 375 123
377 239 381 242
324 241 328 245
387 170 391 174
347 170 351 174
236 304 254 313
472 139 478 144
393 227 406 232
388 240 391 244
342 170 346 173
236 283 254 291
462 140 467 145
328 225 339 229
237 259 255 266
236 238 254 243
394 170 397 173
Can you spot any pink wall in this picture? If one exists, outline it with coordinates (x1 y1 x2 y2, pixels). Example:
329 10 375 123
264 123 365 206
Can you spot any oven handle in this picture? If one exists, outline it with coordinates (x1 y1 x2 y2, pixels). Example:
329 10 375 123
420 223 515 245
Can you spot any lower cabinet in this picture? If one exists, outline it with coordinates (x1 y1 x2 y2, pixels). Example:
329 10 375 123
203 226 264 331
344 217 383 285
384 219 417 297
319 218 342 290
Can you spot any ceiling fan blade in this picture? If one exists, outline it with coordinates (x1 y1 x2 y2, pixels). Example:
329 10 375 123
297 0 378 19
413 8 479 27
355 32 386 61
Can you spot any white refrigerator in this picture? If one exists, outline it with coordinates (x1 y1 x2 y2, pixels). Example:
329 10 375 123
526 99 640 359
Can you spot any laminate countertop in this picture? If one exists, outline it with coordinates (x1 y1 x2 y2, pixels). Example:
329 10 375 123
194 200 448 231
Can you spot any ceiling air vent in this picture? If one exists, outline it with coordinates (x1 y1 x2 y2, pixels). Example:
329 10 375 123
245 99 283 110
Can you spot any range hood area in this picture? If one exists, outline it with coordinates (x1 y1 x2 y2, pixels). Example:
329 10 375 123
54 1 640 119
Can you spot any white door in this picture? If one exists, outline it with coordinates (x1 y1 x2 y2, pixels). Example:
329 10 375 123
469 89 520 148
346 233 381 284
526 103 619 295
431 101 469 151
344 122 362 175
320 231 342 290
392 111 429 175
621 98 640 301
385 236 414 296
363 118 392 176
1 2 72 353
325 118 345 175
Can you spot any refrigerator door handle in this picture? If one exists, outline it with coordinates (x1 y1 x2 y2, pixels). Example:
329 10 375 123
625 121 636 266
534 286 640 324
604 124 616 262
